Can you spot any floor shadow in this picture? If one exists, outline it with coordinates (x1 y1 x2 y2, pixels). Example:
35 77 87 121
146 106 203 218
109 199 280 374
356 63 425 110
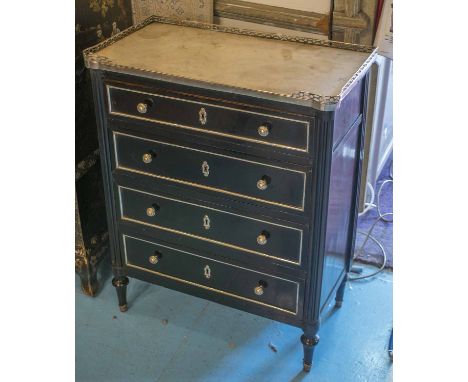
97 250 112 288
289 371 310 382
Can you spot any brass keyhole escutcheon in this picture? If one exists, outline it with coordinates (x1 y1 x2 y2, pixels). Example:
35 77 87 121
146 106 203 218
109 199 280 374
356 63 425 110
199 107 207 125
202 161 210 177
203 215 211 230
204 265 211 279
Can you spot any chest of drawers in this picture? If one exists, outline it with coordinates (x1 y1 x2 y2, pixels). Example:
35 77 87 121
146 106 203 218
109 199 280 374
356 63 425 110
84 16 376 372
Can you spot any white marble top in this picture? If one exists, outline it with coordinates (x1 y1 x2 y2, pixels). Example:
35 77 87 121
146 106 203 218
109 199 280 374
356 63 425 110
85 18 376 110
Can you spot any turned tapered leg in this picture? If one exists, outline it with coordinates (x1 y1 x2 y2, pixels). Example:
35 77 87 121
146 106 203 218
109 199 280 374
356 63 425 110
335 275 348 308
112 276 129 312
301 331 320 372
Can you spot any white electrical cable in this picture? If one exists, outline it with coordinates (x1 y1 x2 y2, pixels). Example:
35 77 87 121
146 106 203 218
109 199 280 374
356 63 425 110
349 175 393 281
377 179 393 223
358 182 376 216
349 212 392 280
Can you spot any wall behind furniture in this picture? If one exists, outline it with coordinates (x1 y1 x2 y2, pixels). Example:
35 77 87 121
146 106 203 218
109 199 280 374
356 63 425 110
249 0 331 13
214 0 378 45
131 0 213 24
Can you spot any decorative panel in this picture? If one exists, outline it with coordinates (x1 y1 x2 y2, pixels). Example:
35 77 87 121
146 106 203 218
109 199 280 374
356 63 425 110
249 0 331 14
131 0 213 24
75 0 134 296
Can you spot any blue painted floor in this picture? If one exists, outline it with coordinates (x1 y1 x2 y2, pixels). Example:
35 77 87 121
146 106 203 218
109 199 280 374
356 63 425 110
76 262 393 382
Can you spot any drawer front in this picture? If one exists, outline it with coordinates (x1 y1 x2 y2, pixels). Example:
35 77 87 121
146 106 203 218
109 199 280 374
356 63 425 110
113 132 307 211
107 85 310 152
118 186 304 265
123 234 301 315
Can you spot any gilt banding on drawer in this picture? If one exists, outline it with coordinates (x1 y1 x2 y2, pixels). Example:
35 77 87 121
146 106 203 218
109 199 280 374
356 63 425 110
122 234 301 315
107 85 310 152
118 186 304 265
113 132 307 211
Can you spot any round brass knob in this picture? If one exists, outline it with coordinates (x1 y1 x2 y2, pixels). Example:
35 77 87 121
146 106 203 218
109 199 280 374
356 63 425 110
258 125 270 137
142 153 153 164
257 234 268 245
146 207 156 217
257 179 268 190
254 285 264 296
137 102 148 114
149 252 161 265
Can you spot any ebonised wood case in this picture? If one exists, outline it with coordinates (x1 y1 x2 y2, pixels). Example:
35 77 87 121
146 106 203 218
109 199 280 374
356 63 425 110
85 16 376 372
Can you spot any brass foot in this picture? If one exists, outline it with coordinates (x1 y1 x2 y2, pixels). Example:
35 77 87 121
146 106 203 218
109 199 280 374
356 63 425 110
303 362 312 372
119 304 128 313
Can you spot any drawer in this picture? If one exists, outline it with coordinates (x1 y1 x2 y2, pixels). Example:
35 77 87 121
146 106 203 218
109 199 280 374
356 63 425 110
113 132 307 211
118 186 304 265
107 85 310 152
123 234 301 315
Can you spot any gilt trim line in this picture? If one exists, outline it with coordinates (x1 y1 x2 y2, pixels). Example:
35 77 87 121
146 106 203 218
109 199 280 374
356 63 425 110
122 216 302 265
113 131 307 211
123 234 299 315
118 185 303 265
116 165 305 211
107 85 310 153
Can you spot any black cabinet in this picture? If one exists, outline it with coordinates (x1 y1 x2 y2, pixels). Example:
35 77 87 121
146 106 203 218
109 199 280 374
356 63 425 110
85 16 375 371
75 0 133 296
